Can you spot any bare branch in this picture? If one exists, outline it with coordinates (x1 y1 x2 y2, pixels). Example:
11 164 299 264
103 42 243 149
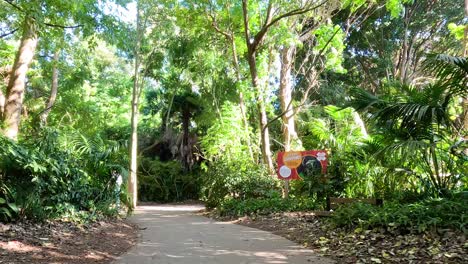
0 28 18 38
317 27 340 57
3 1 83 29
43 22 83 29
206 7 232 40
251 1 329 52
3 0 22 12
295 66 325 114
262 1 273 30
262 101 306 134
242 0 251 49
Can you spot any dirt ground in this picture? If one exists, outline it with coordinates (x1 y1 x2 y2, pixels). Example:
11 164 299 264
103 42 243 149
0 219 138 264
220 212 466 264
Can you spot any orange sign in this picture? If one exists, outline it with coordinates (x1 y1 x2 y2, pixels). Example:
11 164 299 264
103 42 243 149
283 151 302 168
277 150 328 180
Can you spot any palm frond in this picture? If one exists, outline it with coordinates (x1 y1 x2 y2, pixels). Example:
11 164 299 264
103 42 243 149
424 54 468 97
347 87 386 112
375 139 430 163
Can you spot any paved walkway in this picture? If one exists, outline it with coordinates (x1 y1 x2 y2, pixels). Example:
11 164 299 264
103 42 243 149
113 205 334 264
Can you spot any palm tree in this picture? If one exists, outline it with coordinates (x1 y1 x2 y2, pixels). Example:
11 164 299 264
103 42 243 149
350 54 467 193
166 92 202 172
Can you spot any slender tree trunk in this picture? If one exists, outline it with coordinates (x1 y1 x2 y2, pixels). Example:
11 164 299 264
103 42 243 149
40 50 59 126
430 142 442 191
279 46 298 199
399 10 409 84
0 66 7 118
239 92 254 156
129 3 142 209
0 89 4 120
279 46 309 198
258 99 274 171
241 0 274 173
352 111 369 138
463 0 468 132
279 46 301 152
165 93 175 130
181 107 191 171
2 16 38 139
246 49 274 172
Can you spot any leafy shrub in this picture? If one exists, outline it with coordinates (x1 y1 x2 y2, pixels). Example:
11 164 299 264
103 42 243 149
0 131 127 222
138 158 198 202
199 102 278 207
0 183 19 222
199 158 278 208
218 196 318 217
329 193 468 233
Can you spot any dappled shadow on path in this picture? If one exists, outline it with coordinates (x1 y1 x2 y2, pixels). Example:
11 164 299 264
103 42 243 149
114 205 333 264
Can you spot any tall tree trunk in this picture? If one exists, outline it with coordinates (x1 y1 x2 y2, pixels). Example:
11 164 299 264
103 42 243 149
40 50 59 126
259 99 274 171
399 9 409 84
181 106 191 171
279 46 301 152
129 3 142 209
2 17 38 139
464 0 468 132
0 66 7 119
0 89 4 120
241 0 274 173
246 49 274 172
279 46 299 199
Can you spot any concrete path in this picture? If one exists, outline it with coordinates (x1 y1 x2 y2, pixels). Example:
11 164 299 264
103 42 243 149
114 205 334 264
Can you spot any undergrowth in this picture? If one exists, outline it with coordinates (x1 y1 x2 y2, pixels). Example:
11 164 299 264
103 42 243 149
218 196 318 217
0 130 128 223
329 192 468 233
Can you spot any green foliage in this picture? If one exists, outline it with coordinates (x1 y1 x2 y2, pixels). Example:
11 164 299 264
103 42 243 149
218 196 318 217
197 101 275 208
0 130 127 221
448 23 465 41
138 158 198 202
201 102 252 159
0 183 19 222
349 55 468 193
313 24 346 73
200 158 278 208
385 0 414 18
299 105 373 198
330 193 468 233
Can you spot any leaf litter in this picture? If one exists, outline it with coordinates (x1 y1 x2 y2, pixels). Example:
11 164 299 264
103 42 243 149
224 212 466 264
0 219 137 264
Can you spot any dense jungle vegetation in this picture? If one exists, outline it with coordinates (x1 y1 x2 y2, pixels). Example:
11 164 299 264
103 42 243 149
0 0 466 234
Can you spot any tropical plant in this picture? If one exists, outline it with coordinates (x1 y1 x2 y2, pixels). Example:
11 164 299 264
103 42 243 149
0 183 19 222
330 192 468 233
350 55 468 194
0 130 128 220
297 105 374 198
138 158 198 202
